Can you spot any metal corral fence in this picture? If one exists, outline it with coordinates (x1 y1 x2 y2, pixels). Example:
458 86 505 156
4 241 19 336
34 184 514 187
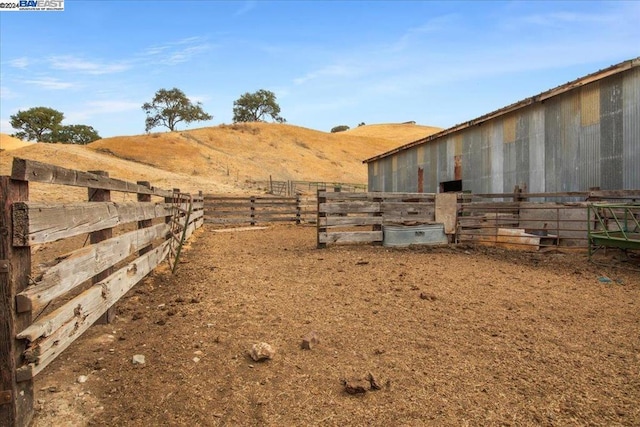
317 189 640 250
0 158 204 427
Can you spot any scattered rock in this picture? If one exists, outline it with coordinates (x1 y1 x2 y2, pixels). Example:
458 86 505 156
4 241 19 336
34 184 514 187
193 357 200 363
420 292 437 301
598 276 612 283
250 342 275 362
343 378 369 394
355 260 369 266
301 331 319 350
367 373 382 390
77 375 88 384
343 373 384 394
132 354 146 365
155 319 166 326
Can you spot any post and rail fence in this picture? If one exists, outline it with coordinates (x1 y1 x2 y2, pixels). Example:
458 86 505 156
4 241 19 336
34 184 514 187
0 158 203 427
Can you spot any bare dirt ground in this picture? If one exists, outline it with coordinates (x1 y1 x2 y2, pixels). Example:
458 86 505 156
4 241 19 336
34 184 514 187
31 224 639 426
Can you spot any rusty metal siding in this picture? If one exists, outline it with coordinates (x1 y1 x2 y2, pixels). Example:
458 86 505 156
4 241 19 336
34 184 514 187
366 63 639 194
529 106 545 193
623 67 640 189
600 74 624 190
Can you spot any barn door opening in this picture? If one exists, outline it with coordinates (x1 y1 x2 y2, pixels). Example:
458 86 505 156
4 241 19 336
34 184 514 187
418 167 424 193
439 180 462 193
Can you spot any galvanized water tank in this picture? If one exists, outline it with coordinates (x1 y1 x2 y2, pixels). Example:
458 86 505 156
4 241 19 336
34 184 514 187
383 224 448 247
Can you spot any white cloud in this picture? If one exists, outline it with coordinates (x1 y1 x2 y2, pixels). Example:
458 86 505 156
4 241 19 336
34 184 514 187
65 99 141 123
294 64 361 85
139 37 212 65
163 44 211 65
23 77 75 90
9 57 30 68
48 55 130 74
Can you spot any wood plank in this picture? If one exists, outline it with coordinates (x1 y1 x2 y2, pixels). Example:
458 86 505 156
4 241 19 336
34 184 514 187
87 170 115 324
16 241 171 379
0 177 34 426
204 217 254 224
382 215 436 224
319 201 380 214
381 202 435 211
435 193 458 234
11 158 173 198
12 201 171 246
15 223 170 313
319 231 383 244
322 217 383 227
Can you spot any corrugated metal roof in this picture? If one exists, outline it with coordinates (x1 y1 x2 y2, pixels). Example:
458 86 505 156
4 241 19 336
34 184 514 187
363 57 640 164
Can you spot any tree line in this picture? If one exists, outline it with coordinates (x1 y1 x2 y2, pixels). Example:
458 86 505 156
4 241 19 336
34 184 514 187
10 88 286 143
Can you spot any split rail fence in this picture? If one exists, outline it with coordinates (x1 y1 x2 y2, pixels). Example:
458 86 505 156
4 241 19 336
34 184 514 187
0 158 203 427
317 189 640 250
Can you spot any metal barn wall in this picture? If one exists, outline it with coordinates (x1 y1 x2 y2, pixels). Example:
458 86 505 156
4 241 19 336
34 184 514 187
368 67 640 193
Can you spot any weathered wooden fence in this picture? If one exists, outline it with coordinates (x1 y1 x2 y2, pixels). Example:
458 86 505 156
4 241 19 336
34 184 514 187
317 191 439 247
317 189 640 250
203 195 318 226
245 179 367 196
0 158 203 427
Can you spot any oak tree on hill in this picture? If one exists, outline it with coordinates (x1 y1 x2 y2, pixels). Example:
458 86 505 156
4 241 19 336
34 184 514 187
331 125 350 133
142 88 212 132
233 89 285 123
53 124 101 144
10 106 64 142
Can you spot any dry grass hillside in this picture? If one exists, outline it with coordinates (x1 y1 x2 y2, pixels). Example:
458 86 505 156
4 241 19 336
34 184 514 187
346 123 442 144
0 133 35 151
0 122 439 198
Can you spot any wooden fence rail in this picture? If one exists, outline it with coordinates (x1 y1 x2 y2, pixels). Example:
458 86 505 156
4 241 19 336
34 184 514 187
203 195 318 226
0 158 203 427
317 189 640 249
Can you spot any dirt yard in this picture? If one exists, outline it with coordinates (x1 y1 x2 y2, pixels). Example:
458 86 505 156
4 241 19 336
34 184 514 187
31 224 639 426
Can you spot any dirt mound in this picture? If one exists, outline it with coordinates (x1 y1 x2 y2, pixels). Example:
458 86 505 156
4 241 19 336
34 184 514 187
0 133 35 151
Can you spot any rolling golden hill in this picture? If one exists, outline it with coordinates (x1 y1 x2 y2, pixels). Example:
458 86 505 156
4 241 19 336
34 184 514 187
0 122 440 199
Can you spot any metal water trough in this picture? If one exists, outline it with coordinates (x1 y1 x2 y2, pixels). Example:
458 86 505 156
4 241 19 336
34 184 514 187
383 223 448 247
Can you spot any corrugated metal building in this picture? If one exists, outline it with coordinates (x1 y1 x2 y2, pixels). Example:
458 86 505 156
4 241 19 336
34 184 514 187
364 57 640 194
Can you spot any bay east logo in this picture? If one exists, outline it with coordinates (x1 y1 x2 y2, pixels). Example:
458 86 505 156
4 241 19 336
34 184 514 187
0 0 64 11
20 0 63 8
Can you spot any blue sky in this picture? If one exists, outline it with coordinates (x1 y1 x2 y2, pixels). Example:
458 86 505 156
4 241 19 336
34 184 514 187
1 0 639 138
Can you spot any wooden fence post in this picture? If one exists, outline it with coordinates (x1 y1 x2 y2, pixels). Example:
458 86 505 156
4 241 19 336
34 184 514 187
137 181 152 256
0 177 34 427
372 194 384 246
250 196 256 226
88 171 115 324
296 194 301 225
317 189 326 248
